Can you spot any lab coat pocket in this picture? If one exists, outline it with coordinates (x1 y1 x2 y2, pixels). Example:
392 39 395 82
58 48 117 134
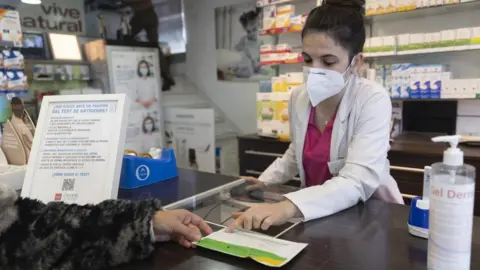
328 158 346 176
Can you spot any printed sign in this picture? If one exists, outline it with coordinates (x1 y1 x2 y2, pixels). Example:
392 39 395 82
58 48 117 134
19 0 85 35
21 94 130 204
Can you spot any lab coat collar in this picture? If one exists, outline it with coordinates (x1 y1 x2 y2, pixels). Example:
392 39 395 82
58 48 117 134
337 75 358 123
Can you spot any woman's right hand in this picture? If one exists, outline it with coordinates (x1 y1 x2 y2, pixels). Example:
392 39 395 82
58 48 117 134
241 176 266 191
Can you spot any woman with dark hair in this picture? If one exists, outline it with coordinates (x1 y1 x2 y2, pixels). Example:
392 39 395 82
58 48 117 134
228 0 403 232
142 115 156 134
135 60 158 110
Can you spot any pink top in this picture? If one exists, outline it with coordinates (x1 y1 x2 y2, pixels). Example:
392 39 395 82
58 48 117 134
303 107 337 187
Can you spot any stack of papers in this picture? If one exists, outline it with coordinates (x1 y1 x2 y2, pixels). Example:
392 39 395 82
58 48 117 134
196 229 308 267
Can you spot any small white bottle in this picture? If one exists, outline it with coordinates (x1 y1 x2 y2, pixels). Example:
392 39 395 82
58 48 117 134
428 135 476 270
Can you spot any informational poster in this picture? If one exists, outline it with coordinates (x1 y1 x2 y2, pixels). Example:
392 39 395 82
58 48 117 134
165 108 215 173
21 94 130 205
107 46 163 153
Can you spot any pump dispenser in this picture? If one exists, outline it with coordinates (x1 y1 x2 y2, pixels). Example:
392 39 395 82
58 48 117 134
428 135 476 270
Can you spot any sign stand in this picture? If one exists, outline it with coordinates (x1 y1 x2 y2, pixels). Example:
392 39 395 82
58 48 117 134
21 94 130 204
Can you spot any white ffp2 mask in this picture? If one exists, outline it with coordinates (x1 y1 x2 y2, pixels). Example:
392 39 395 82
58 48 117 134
303 58 355 107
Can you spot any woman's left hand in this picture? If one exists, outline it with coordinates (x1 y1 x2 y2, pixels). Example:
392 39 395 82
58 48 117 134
226 200 300 232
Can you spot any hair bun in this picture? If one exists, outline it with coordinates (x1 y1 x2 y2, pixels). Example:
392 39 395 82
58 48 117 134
323 0 364 11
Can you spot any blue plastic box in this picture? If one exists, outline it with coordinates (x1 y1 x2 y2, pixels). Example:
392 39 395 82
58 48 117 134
120 148 178 189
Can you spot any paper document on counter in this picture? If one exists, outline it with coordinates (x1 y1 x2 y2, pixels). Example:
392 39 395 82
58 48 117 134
196 229 307 267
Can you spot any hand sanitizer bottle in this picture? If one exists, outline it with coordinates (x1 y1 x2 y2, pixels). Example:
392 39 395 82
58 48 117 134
428 135 476 270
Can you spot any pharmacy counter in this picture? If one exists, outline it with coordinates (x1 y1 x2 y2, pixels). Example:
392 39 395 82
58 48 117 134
117 169 480 270
238 133 480 215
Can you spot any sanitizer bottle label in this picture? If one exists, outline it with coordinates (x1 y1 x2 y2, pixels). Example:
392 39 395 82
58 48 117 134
428 182 475 270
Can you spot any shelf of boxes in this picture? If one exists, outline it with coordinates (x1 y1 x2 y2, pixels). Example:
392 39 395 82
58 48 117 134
259 43 303 66
256 72 304 140
364 27 480 58
370 63 480 101
259 25 303 36
0 9 27 99
366 0 480 19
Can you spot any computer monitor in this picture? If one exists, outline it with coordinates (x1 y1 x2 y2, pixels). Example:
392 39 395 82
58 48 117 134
21 32 47 60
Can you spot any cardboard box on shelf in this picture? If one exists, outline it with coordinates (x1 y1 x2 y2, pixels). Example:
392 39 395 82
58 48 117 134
455 28 472 49
0 10 23 47
275 14 291 29
256 92 290 138
397 34 410 51
276 4 295 15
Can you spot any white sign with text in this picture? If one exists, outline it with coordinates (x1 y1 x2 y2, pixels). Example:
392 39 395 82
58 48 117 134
21 94 130 204
18 0 85 35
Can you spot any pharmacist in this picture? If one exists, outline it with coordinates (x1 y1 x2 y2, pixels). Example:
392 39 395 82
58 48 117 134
228 0 404 232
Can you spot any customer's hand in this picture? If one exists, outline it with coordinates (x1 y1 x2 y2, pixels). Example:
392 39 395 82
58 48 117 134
153 209 213 248
240 176 266 191
226 200 300 232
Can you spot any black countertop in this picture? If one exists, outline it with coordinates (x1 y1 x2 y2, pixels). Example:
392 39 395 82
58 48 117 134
116 169 480 270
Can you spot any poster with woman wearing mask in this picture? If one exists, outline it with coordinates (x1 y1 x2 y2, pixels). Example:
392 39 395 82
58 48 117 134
109 47 163 153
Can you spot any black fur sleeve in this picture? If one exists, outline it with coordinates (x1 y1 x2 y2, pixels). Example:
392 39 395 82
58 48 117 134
0 195 162 270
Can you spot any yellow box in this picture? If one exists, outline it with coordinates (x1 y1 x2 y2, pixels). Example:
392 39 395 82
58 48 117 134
275 14 291 29
263 18 276 30
272 76 288 92
276 4 295 15
276 100 289 122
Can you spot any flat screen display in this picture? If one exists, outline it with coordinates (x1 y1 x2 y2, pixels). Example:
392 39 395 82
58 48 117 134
23 33 44 48
21 32 46 60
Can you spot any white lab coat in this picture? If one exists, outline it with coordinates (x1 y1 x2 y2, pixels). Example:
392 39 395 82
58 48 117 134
259 75 404 221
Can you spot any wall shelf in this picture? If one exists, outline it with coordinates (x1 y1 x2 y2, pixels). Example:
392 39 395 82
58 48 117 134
366 1 480 22
364 45 480 59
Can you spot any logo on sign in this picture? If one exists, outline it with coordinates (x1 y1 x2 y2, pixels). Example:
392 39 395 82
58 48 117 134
136 165 150 181
54 193 62 201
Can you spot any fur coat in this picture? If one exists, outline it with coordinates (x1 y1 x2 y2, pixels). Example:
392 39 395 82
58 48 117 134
0 184 162 270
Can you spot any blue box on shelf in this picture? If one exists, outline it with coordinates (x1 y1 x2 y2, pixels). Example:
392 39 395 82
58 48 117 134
120 148 178 189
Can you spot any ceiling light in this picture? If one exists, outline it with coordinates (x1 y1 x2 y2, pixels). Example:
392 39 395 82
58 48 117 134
21 0 42 4
49 33 82 61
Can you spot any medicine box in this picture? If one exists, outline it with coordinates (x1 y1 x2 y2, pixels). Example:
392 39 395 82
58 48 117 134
286 72 303 86
455 28 472 50
397 34 410 51
275 14 291 29
440 30 456 48
262 5 276 30
276 4 295 15
260 44 275 54
472 27 480 49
